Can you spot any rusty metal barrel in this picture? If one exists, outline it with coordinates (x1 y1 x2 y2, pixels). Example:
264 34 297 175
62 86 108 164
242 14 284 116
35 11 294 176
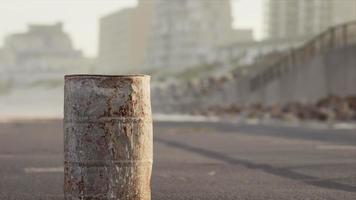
64 74 152 200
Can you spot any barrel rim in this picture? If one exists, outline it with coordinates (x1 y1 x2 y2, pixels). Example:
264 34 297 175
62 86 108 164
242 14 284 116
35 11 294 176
65 74 150 79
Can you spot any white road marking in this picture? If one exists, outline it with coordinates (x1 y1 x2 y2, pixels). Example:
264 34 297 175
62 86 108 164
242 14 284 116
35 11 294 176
316 145 356 150
24 167 63 173
333 123 356 130
153 114 219 122
208 170 216 176
0 154 16 158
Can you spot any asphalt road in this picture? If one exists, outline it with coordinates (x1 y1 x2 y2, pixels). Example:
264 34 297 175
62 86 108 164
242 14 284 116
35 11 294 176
0 119 355 199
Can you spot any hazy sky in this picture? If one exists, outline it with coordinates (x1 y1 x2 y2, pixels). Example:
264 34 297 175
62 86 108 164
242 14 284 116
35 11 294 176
0 0 263 57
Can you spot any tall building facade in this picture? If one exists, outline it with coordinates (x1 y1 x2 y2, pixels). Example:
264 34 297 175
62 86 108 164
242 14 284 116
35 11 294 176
98 1 154 73
332 0 356 25
143 0 237 70
265 0 356 39
98 0 253 72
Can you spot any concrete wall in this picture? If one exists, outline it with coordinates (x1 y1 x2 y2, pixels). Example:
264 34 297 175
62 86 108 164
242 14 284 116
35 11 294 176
151 44 356 113
247 44 356 105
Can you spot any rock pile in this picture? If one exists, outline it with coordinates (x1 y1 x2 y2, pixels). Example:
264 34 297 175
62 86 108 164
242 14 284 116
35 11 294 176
195 95 356 122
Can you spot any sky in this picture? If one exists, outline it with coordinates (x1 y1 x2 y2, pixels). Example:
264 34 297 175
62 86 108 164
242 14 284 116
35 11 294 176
0 0 263 57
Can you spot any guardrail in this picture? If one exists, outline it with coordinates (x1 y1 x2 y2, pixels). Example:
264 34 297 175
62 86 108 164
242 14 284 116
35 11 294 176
250 21 356 91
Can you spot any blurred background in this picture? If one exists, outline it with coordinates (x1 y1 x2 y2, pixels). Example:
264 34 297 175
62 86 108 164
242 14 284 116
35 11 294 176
0 0 355 121
1 1 356 199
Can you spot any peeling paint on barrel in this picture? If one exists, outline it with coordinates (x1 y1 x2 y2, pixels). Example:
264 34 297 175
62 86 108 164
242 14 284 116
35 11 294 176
64 75 152 200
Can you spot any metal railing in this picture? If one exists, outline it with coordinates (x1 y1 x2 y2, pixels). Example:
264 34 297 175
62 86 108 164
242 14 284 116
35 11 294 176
250 21 356 91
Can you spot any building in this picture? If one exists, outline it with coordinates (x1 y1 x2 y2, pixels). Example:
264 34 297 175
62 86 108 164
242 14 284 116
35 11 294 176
98 1 154 73
0 22 89 86
332 0 356 26
98 0 253 73
265 0 356 39
143 0 247 70
1 22 83 69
